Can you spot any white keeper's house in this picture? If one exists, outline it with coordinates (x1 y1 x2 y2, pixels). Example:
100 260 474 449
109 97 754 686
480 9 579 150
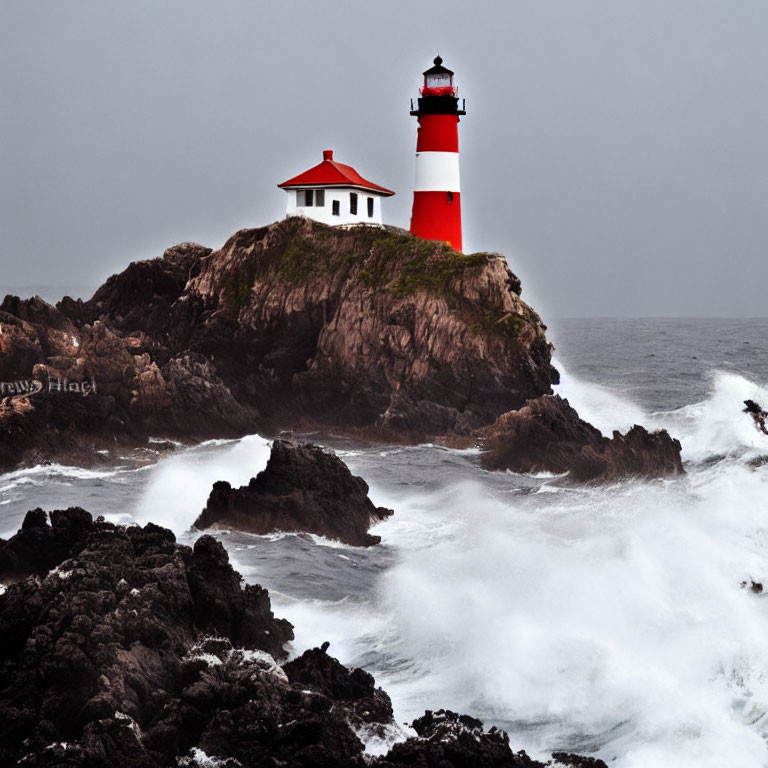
278 150 394 226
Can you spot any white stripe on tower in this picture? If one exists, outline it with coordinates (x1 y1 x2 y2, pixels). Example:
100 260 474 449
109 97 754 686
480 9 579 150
414 152 461 192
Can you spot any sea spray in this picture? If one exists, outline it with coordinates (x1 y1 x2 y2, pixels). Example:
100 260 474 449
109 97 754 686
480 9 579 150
132 434 272 534
556 360 768 463
661 371 768 463
369 466 768 764
553 357 649 434
263 371 768 767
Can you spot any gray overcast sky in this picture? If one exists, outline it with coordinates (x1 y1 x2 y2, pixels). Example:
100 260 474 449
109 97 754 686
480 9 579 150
1 0 767 318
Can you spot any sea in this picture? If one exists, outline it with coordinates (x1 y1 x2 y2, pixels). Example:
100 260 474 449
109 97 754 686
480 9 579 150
2 312 768 768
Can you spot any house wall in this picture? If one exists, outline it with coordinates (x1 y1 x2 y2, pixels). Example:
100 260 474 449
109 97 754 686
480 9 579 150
284 187 384 226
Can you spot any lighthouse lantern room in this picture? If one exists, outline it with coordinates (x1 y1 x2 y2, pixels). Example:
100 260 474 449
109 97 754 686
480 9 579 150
409 56 466 252
278 150 394 227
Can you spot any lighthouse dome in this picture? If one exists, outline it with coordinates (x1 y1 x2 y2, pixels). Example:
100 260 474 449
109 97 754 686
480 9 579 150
423 55 454 76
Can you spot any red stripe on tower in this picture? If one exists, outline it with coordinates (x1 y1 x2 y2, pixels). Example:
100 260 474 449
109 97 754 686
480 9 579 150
409 56 466 252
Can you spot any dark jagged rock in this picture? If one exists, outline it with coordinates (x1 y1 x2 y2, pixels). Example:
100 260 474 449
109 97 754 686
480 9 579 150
377 709 607 767
0 512 292 766
740 579 763 594
380 709 532 767
194 439 393 546
744 399 768 435
283 643 394 724
550 754 609 768
0 219 559 470
80 242 210 336
0 506 94 581
480 395 683 482
0 512 603 768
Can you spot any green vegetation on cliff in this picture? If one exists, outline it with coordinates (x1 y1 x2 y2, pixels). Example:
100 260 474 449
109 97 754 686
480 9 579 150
370 235 488 298
275 239 327 283
251 227 491 301
222 266 256 309
223 224 529 348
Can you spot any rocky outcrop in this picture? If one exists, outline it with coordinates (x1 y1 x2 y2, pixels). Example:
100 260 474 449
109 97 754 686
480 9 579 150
79 242 210 337
480 395 684 482
381 711 608 767
0 218 682 482
194 439 393 546
184 221 557 439
0 510 606 768
0 506 94 581
744 399 768 435
0 218 559 470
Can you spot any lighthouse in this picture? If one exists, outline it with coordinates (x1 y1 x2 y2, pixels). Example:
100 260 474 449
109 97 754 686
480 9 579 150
409 56 466 252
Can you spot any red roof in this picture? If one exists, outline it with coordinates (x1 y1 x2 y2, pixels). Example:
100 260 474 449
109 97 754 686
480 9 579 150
278 150 395 196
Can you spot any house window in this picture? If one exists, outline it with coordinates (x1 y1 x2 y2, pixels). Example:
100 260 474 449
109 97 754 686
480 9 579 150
350 192 358 215
315 190 325 207
303 190 314 207
367 197 374 218
447 191 454 203
332 200 340 216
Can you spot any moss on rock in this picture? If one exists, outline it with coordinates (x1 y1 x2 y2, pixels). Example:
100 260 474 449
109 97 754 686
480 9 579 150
364 234 489 298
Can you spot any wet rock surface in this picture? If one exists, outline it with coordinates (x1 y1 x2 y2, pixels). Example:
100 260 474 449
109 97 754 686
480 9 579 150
0 506 94 581
194 439 393 546
480 395 683 482
380 710 609 767
0 509 607 768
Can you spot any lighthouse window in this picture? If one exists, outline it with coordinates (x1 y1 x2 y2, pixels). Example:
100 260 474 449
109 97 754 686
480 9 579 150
427 73 451 88
350 192 358 215
332 200 340 216
315 190 325 207
303 190 313 207
447 192 454 203
367 197 374 218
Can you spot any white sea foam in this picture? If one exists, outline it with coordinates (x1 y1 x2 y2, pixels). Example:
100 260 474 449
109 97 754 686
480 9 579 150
267 371 768 768
177 747 237 767
553 358 649 435
132 434 272 534
660 371 768 463
555 360 768 464
353 720 414 756
0 463 130 484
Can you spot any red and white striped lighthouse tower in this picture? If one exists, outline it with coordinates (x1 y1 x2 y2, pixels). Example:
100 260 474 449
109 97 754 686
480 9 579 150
409 56 466 252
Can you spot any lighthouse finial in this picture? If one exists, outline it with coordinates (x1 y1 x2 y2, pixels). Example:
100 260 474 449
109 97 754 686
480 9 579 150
434 54 443 66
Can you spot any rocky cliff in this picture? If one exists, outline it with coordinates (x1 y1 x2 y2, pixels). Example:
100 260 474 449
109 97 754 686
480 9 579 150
0 218 558 469
182 220 557 436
